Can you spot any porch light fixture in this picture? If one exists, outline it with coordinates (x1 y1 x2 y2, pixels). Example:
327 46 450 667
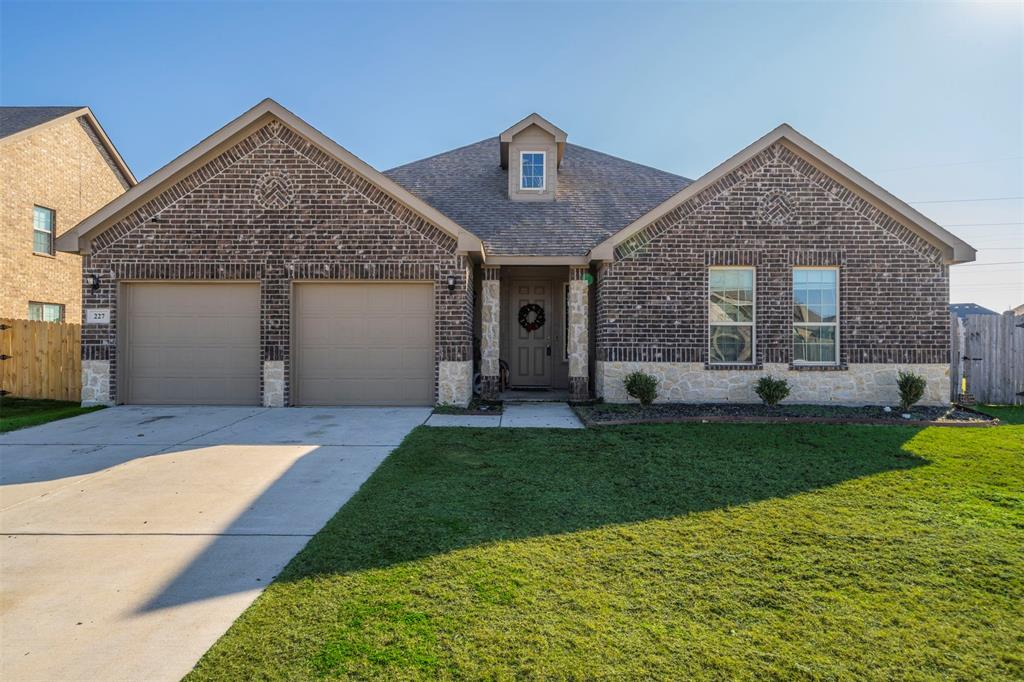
447 275 456 292
88 274 100 291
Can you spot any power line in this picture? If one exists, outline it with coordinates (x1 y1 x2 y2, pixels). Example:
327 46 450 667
871 156 1024 173
953 260 1024 267
943 222 1024 227
911 196 1024 205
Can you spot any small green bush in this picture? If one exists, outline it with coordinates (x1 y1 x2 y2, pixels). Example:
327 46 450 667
897 371 927 411
624 371 658 406
755 375 791 407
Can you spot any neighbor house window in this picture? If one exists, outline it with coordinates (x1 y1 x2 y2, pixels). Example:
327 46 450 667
33 206 55 255
708 267 755 364
28 302 64 322
793 268 839 364
520 151 545 190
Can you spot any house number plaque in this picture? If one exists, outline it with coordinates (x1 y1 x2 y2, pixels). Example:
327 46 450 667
85 309 110 324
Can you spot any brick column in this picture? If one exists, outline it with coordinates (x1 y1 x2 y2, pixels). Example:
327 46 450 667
480 265 501 399
568 266 590 401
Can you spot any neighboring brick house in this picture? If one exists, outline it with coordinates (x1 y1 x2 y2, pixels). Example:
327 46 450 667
1 107 135 322
57 99 974 407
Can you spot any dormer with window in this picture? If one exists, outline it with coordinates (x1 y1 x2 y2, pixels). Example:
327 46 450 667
500 113 567 202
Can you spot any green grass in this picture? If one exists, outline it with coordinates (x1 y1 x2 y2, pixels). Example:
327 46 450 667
0 396 104 433
189 422 1023 680
976 404 1024 425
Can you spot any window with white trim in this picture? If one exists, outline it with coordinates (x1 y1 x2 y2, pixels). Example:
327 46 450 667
520 151 545 190
33 206 55 255
793 268 839 364
28 302 64 322
708 267 755 365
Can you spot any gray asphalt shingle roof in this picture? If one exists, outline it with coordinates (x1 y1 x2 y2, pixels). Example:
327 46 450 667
0 106 82 139
384 137 691 256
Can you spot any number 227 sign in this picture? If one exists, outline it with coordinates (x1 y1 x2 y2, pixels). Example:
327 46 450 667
85 309 110 324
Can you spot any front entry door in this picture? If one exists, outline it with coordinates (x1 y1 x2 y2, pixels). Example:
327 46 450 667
510 280 552 386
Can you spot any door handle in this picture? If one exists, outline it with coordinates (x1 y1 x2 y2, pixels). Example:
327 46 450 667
546 345 551 357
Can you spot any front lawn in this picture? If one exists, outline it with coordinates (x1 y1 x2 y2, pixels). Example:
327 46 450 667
0 396 104 433
189 422 1023 680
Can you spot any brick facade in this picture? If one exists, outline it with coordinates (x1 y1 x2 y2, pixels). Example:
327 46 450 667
82 118 472 405
1 117 130 321
596 142 950 373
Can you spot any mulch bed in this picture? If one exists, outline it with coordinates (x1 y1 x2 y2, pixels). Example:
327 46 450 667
573 402 998 428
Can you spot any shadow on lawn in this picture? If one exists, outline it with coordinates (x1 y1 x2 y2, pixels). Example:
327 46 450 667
277 422 929 582
138 422 928 611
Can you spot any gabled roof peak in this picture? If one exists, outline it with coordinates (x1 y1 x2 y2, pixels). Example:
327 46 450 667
499 113 567 169
499 112 567 143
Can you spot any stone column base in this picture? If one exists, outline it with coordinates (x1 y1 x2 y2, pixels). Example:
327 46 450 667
262 361 285 407
569 376 589 402
438 360 473 407
480 375 501 400
82 360 113 406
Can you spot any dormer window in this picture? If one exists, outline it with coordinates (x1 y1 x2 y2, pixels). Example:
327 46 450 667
520 151 545 190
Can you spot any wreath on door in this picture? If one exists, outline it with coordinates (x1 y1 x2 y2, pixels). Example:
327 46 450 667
518 303 546 332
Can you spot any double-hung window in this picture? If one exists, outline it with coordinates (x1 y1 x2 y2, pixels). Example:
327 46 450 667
28 302 64 322
520 151 545 190
793 268 839 365
33 206 55 255
708 267 755 365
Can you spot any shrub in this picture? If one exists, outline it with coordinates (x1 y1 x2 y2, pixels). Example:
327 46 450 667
755 375 790 407
624 371 658 406
897 371 927 411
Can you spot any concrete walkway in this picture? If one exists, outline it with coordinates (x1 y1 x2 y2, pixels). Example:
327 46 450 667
426 402 584 429
0 405 430 682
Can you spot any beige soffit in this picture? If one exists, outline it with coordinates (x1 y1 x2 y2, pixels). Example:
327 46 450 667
486 255 590 266
0 107 137 187
56 98 483 254
499 112 568 167
589 123 977 265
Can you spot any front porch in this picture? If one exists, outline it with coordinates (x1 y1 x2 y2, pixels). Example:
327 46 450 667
475 264 593 402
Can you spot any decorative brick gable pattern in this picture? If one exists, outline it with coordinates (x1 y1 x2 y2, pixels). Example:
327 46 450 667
597 142 949 370
82 118 471 405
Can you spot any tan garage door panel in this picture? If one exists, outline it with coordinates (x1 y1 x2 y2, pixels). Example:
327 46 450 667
124 283 260 405
295 282 434 406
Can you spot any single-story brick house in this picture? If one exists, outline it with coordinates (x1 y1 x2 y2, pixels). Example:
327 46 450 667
57 99 974 407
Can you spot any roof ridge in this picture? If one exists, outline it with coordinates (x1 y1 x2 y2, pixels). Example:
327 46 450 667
385 137 496 174
564 141 692 182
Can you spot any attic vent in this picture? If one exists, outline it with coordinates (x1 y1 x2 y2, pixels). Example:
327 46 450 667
255 170 293 210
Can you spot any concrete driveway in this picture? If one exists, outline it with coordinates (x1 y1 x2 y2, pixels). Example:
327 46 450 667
0 405 430 682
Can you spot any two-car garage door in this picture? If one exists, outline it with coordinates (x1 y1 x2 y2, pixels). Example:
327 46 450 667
121 282 434 406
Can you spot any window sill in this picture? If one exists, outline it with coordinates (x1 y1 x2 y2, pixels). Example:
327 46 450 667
789 363 848 372
704 363 762 371
31 251 57 259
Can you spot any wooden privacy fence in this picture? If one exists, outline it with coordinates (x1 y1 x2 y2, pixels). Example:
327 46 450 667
0 318 82 401
951 312 1024 405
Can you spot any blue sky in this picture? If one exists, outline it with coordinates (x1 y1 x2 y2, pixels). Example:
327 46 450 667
2 1 1021 310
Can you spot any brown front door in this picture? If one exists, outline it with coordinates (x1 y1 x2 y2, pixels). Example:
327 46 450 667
510 280 552 386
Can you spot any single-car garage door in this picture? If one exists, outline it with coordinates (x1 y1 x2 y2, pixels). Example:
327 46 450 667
122 282 260 405
294 282 434 406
